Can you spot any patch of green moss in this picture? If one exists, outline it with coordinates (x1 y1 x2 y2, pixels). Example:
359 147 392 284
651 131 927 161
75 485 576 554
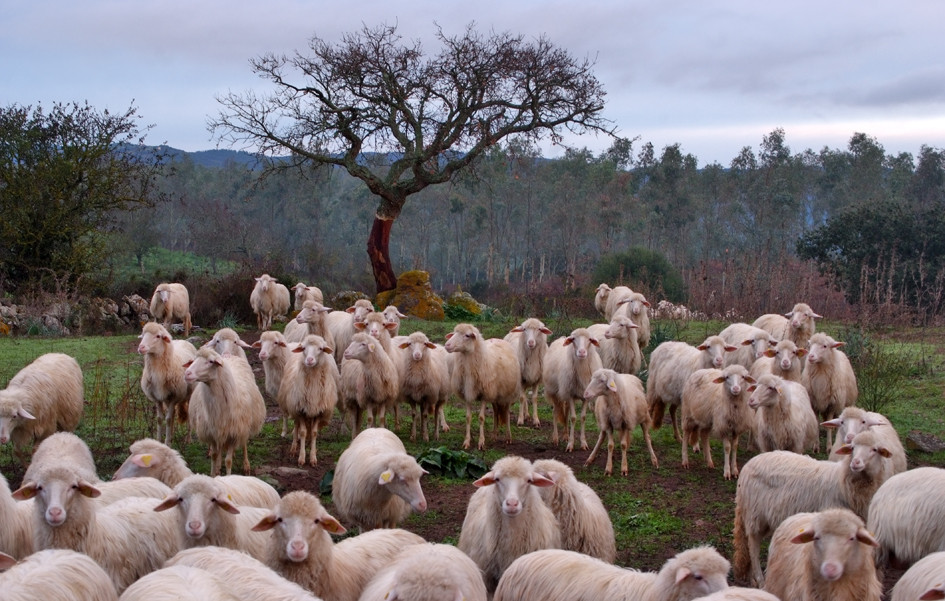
375 270 446 321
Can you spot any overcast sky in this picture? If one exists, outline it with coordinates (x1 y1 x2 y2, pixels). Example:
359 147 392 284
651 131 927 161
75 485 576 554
3 1 943 166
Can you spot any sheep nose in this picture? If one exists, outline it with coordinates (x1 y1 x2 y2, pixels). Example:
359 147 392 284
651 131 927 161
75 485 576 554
821 561 843 581
290 540 305 552
48 507 63 521
259 352 270 360
731 386 741 395
526 339 536 349
576 349 587 358
137 344 148 354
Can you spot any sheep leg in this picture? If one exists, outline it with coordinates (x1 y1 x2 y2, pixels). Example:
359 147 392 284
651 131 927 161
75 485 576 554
681 429 690 468
290 422 300 455
701 431 714 469
585 430 606 469
438 405 450 433
529 387 541 428
605 431 616 476
281 415 288 438
619 428 630 476
463 404 473 450
669 404 682 442
410 404 419 442
210 447 222 478
477 402 487 451
308 422 318 466
748 533 765 588
565 399 577 452
297 422 307 466
641 422 659 468
517 391 527 426
726 436 740 479
578 398 590 451
242 444 251 474
164 402 177 447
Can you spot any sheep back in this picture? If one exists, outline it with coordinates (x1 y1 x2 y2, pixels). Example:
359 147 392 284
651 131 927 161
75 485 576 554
0 548 119 601
356 542 487 601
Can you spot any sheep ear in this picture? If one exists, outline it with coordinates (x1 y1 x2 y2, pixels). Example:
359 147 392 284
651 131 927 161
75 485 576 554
161 333 172 343
857 527 879 547
643 300 651 307
589 337 600 347
696 343 708 351
11 482 38 501
346 306 356 314
385 322 398 331
674 566 692 584
832 341 846 349
277 340 288 347
920 587 945 600
131 453 156 468
834 443 853 456
0 552 16 571
319 514 347 535
744 376 755 384
424 341 436 350
821 418 841 430
607 379 618 392
530 473 555 488
877 447 892 458
251 514 278 532
510 326 525 333
724 345 738 352
763 349 776 358
791 527 816 544
445 333 454 341
322 346 334 355
398 341 411 349
783 311 793 317
563 337 574 347
741 339 754 346
213 496 241 515
473 472 496 487
153 494 182 512
864 416 887 428
378 470 395 485
292 346 304 353
251 341 262 349
540 327 553 335
811 312 824 319
747 384 757 392
712 376 726 384
236 339 252 348
182 360 193 368
15 407 35 420
77 480 101 498
353 322 366 331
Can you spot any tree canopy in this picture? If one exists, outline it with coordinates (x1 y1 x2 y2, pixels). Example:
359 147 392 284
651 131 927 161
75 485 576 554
211 22 613 292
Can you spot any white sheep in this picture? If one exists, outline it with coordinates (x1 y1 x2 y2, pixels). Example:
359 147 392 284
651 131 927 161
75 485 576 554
0 352 84 458
201 327 251 361
823 406 906 475
284 300 334 345
251 330 296 437
138 322 197 446
252 490 425 601
292 282 324 311
356 542 488 601
732 430 894 587
279 334 339 466
112 438 280 508
542 327 603 452
752 302 821 349
395 331 451 442
12 464 183 594
680 364 755 479
184 346 265 476
594 283 612 316
588 314 642 374
692 589 780 601
493 546 731 601
867 466 945 567
748 338 806 382
616 290 652 348
802 332 858 449
583 368 658 474
747 373 819 454
339 333 400 436
719 322 777 370
763 508 882 601
532 458 616 562
445 323 521 451
150 282 192 336
503 317 552 428
457 455 561 593
0 548 119 601
331 428 427 530
153 474 271 561
602 285 633 321
647 336 737 442
164 545 325 601
118 564 240 601
0 472 34 559
381 304 407 337
327 298 376 364
250 274 291 331
890 550 945 601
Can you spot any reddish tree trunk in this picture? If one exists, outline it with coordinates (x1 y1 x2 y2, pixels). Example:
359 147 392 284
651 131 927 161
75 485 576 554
367 216 397 293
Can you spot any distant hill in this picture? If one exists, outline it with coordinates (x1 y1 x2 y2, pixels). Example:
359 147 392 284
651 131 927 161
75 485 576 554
157 146 272 169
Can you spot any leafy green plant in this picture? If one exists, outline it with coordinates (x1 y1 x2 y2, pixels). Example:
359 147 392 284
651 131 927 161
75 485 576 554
416 446 488 479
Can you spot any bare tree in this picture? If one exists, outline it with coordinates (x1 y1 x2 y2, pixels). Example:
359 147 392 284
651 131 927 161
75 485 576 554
211 22 613 292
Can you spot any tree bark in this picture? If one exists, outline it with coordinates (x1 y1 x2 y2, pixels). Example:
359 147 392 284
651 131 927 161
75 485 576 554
367 216 397 293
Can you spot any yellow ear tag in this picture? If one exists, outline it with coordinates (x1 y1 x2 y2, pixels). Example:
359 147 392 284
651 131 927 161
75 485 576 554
381 471 392 483
228 494 233 502
608 380 616 388
20 488 35 499
384 592 390 600
141 454 153 467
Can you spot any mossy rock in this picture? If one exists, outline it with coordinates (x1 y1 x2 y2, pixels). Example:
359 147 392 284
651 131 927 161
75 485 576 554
375 270 445 321
329 290 373 311
445 289 484 316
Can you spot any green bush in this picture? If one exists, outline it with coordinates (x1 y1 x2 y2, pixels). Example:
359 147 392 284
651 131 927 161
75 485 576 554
592 247 686 302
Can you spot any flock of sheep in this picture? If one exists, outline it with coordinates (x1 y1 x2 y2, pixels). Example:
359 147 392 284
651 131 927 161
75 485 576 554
0 275 942 601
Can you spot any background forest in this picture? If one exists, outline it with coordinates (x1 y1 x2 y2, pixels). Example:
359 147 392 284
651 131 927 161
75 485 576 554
95 127 945 327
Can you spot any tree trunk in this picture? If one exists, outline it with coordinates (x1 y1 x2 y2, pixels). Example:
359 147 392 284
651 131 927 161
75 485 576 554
367 216 397 293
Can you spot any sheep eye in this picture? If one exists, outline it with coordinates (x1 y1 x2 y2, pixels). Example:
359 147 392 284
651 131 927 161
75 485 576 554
693 574 703 581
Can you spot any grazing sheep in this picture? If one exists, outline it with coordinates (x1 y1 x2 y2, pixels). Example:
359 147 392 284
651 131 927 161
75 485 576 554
284 300 334 345
332 428 427 530
616 290 652 348
252 490 425 601
594 283 612 316
184 347 265 477
692 589 781 601
588 314 642 375
763 508 881 601
457 455 561 593
153 474 271 561
251 330 296 437
749 338 806 382
356 542 488 601
802 332 858 449
279 334 339 466
890 551 945 601
732 430 893 587
602 285 633 321
532 458 616 562
327 299 376 364
201 327 251 361
680 365 755 479
867 467 945 567
12 465 183 594
823 406 906 475
339 333 400 436
752 302 821 350
292 282 324 311
493 546 731 601
112 438 280 508
395 331 451 442
583 368 658 474
250 274 291 331
542 328 603 452
138 322 197 446
0 472 34 559
445 323 521 451
719 323 778 371
165 545 325 601
503 318 552 428
748 373 819 454
0 353 83 458
381 305 407 337
647 336 736 442
150 282 192 336
0 548 119 601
